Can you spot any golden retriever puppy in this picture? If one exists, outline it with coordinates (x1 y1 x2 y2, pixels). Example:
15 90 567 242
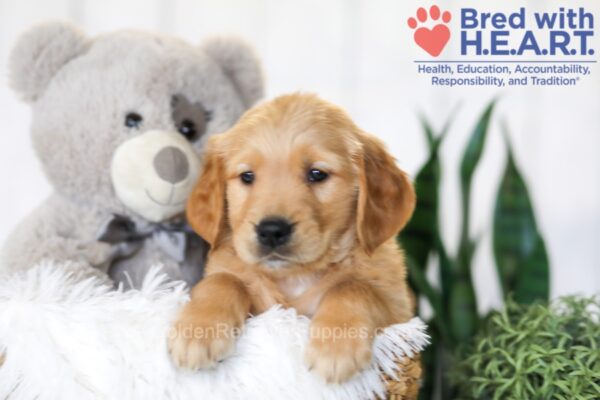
168 93 416 383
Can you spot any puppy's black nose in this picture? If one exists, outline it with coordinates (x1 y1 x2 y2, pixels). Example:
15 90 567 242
256 218 293 248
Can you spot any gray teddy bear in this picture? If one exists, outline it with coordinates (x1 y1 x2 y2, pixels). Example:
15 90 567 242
1 22 263 288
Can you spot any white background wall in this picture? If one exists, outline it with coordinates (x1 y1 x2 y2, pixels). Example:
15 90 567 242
0 0 598 313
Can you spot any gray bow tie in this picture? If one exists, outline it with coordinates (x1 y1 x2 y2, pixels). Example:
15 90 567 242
97 214 195 263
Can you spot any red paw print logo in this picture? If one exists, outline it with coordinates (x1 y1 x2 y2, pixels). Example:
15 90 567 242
408 6 452 57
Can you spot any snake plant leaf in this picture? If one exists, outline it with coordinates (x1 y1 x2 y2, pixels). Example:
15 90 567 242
459 100 497 192
458 100 496 271
420 108 457 151
493 142 549 302
399 147 441 271
449 273 479 342
405 256 453 342
405 256 442 315
514 233 550 304
398 114 454 272
420 114 436 150
449 238 480 343
435 234 454 311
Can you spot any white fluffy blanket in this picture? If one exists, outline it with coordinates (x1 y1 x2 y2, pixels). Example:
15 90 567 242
0 261 428 400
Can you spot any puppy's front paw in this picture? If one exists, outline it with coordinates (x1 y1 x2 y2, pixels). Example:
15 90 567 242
305 321 373 383
168 302 241 370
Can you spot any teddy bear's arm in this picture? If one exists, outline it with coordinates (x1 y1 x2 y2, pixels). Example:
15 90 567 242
1 194 113 281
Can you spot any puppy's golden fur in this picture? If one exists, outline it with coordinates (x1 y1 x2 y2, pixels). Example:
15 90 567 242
169 93 416 383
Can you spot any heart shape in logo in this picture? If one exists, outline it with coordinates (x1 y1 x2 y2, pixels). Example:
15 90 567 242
414 24 450 57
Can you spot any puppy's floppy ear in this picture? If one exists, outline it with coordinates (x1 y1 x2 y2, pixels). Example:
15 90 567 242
186 137 227 248
355 132 416 255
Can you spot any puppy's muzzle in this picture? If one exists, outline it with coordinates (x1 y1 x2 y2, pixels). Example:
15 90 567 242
256 217 293 249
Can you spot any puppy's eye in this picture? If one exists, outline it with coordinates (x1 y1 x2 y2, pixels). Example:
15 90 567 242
125 112 143 129
307 169 329 183
240 171 255 185
178 119 197 140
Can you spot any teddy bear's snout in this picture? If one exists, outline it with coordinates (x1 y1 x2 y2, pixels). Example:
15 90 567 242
110 130 201 222
153 146 189 184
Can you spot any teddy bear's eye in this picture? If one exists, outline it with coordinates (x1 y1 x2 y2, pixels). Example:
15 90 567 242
171 94 209 142
125 113 143 129
178 119 197 140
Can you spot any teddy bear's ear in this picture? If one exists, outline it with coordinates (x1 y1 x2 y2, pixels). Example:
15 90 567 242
9 21 89 102
201 37 264 108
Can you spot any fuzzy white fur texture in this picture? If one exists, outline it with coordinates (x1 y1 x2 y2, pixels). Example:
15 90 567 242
0 262 429 400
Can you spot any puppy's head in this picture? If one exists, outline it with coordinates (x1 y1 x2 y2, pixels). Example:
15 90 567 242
187 94 415 269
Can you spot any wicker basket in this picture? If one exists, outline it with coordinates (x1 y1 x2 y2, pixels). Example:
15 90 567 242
385 354 422 400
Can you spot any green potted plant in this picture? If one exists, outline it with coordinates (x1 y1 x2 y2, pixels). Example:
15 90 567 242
398 100 551 398
453 296 600 399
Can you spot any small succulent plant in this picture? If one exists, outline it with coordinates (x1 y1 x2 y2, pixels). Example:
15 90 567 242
454 296 600 400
